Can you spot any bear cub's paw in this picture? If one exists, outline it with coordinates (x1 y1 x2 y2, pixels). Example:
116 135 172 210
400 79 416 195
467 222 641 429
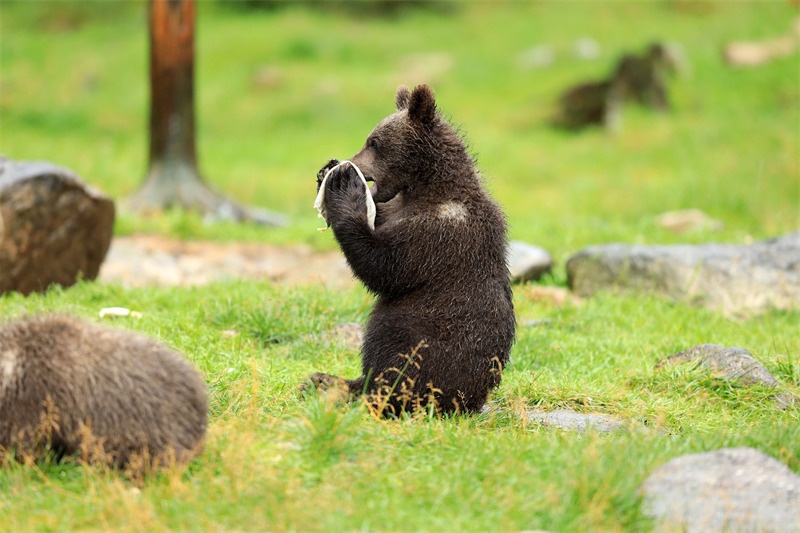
300 372 349 395
321 164 369 224
324 164 363 195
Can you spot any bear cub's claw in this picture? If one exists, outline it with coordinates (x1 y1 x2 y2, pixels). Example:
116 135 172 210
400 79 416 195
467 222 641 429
316 159 340 192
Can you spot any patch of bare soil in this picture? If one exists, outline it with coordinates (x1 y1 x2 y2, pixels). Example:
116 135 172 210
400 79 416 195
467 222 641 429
99 234 355 289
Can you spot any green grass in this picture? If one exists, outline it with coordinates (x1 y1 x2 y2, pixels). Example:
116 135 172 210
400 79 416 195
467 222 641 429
1 1 799 531
1 281 798 532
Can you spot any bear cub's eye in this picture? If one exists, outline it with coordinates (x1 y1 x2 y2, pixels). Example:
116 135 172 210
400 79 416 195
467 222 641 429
368 137 380 150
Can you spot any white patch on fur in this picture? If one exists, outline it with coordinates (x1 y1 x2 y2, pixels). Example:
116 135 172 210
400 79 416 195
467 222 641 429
0 349 17 391
437 201 468 223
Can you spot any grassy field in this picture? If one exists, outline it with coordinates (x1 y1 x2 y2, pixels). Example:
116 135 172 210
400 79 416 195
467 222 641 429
1 1 799 532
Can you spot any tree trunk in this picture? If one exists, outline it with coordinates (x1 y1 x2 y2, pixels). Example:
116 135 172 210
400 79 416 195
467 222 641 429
125 0 286 226
148 0 197 175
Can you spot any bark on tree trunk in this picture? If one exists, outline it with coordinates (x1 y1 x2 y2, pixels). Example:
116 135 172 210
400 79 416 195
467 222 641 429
125 0 286 226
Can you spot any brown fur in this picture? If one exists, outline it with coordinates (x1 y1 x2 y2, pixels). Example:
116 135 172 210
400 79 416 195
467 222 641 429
553 42 677 130
614 42 676 110
308 85 516 416
0 315 208 468
552 79 623 131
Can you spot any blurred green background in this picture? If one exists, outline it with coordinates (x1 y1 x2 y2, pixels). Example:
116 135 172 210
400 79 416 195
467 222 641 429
1 0 798 262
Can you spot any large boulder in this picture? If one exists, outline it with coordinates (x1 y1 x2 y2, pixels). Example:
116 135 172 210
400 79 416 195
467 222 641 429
0 158 114 295
566 232 800 315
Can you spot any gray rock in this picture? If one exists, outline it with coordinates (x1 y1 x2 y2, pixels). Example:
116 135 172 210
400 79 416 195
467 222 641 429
773 391 799 410
0 157 115 295
655 344 778 387
508 241 553 283
573 37 602 60
641 447 800 533
655 344 800 409
566 232 800 315
526 409 624 433
656 208 724 234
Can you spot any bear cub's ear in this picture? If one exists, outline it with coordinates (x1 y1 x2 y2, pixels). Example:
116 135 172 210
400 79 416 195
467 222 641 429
408 85 437 126
396 86 411 111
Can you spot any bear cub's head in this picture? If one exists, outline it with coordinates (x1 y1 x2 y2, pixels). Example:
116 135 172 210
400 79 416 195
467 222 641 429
351 84 466 205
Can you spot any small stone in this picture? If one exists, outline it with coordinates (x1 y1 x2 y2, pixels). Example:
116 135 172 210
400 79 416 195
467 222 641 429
508 241 553 284
724 35 798 67
252 65 282 89
526 409 625 433
573 37 602 60
641 447 800 533
656 208 724 234
519 285 580 307
516 45 556 69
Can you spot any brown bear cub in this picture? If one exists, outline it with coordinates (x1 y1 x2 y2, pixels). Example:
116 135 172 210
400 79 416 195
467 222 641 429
553 42 678 130
0 315 208 468
307 84 515 416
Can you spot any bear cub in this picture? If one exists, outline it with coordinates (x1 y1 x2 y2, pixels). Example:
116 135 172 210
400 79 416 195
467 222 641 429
0 315 208 468
307 84 515 416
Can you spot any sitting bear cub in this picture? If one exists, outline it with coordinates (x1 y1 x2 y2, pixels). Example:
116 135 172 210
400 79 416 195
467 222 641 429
308 84 515 416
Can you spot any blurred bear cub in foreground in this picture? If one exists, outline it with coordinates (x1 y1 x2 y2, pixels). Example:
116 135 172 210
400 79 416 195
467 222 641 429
307 84 515 416
0 315 208 469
